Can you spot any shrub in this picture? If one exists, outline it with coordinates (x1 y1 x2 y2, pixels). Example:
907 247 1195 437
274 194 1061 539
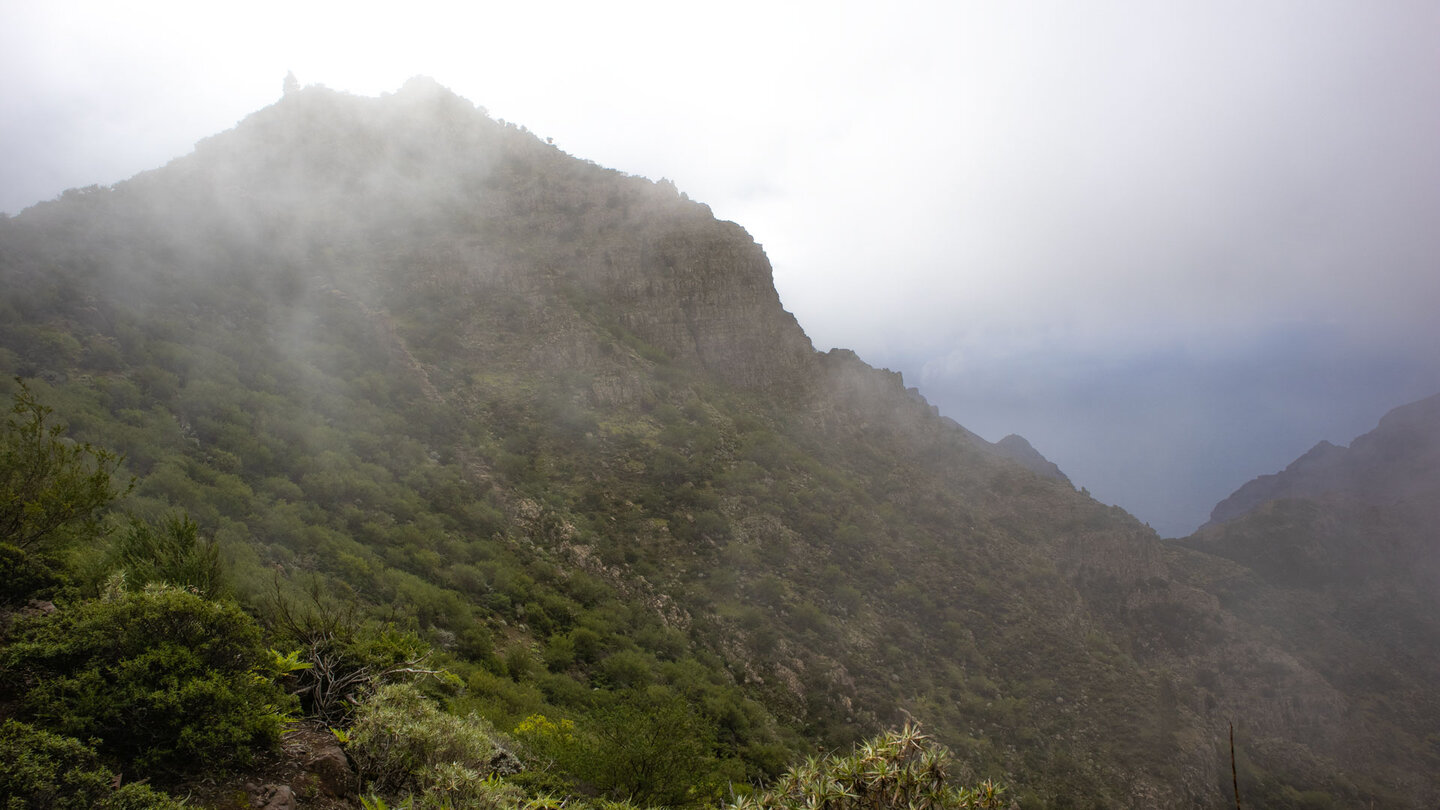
347 682 522 804
0 379 125 554
0 719 185 809
510 712 582 794
263 581 438 723
581 687 718 807
0 380 126 606
0 542 66 607
408 762 523 810
1 584 294 774
109 513 225 599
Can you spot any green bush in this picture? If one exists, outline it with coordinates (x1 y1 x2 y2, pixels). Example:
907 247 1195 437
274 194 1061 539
347 682 521 805
1 585 294 774
109 513 225 599
581 687 718 807
0 379 125 555
0 380 126 606
263 583 436 723
0 719 185 809
406 762 523 810
0 542 66 608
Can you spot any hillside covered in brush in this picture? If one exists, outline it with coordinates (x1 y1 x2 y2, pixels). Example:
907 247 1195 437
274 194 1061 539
2 79 1436 809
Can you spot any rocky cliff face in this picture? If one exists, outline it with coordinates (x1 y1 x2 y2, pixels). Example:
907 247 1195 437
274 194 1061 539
81 79 815 395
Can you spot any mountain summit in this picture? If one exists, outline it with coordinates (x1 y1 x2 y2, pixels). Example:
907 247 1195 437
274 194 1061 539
2 81 1436 808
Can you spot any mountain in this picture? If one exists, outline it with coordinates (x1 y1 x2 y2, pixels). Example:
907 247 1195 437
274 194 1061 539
1181 394 1440 806
993 434 1070 484
1194 392 1440 595
2 79 1436 808
1206 392 1440 526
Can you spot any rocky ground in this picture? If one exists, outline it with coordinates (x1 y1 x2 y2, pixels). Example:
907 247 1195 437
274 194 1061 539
173 723 356 810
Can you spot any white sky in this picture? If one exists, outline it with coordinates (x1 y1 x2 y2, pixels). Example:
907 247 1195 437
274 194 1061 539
3 1 1439 535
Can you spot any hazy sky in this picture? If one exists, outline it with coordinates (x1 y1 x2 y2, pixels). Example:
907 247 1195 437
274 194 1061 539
4 1 1438 535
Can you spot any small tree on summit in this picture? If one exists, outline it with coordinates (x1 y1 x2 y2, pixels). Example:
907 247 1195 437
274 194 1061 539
283 71 299 95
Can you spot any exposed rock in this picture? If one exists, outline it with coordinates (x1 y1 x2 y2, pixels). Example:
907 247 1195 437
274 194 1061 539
301 738 355 799
22 599 57 616
252 783 296 810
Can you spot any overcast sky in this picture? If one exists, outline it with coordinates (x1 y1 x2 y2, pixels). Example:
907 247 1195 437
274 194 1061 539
4 1 1438 535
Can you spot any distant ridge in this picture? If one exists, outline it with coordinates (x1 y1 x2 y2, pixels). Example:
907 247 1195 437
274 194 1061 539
994 434 1070 484
1205 391 1440 526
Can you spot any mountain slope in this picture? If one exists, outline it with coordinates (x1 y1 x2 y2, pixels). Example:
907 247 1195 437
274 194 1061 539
1207 392 1440 527
1182 394 1440 806
2 79 1435 808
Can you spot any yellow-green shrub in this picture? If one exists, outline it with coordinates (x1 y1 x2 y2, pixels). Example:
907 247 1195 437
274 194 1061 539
347 681 522 807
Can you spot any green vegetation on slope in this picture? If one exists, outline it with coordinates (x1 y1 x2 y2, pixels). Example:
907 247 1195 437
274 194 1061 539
2 80 1434 808
0 384 1018 809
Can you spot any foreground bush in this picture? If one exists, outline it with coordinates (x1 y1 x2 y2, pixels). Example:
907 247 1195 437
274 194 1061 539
728 725 1005 810
263 583 439 724
0 379 124 558
348 682 523 809
582 687 720 807
0 719 185 809
0 584 294 774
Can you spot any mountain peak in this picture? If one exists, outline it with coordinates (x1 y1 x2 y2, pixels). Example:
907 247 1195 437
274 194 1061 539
994 434 1071 484
79 81 818 391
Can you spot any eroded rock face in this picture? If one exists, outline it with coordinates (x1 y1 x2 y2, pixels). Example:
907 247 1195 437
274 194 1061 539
603 223 815 390
109 80 817 397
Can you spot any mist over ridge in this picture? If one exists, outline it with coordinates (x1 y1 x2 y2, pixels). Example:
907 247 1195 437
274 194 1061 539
7 2 1439 545
1 78 1437 808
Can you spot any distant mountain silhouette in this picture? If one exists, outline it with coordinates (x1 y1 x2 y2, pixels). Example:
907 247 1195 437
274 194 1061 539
1207 392 1440 526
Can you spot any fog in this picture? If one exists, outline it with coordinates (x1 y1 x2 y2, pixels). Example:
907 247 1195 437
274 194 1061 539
4 1 1438 535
